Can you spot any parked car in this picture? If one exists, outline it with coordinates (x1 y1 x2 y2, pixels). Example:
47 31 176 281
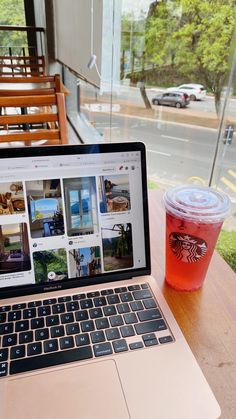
167 84 206 101
152 91 190 108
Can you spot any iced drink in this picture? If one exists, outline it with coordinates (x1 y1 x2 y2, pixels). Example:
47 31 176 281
163 185 231 291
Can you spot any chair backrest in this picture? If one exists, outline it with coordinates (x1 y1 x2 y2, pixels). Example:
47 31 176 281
0 55 46 77
0 93 68 146
0 74 63 96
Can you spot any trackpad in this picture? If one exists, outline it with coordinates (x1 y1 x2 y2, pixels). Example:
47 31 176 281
5 360 130 419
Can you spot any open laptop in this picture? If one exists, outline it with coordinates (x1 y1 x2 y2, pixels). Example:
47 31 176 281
0 142 220 419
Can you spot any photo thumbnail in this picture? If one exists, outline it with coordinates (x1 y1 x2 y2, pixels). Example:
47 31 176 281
33 248 68 284
0 182 25 215
69 246 101 278
63 177 99 236
102 223 133 271
99 175 131 213
25 179 64 238
0 223 31 275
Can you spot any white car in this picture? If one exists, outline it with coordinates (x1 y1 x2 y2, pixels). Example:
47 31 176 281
167 84 206 101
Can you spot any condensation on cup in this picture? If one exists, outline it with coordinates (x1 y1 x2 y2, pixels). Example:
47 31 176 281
163 185 231 291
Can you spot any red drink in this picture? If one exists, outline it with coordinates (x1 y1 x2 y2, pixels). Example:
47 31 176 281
164 185 231 291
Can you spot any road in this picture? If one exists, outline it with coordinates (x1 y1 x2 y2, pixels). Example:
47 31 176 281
82 108 236 201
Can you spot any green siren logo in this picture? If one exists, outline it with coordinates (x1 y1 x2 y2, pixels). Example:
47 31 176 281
169 232 208 263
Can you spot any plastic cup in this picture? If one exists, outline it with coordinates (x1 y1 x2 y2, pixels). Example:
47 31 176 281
163 185 231 291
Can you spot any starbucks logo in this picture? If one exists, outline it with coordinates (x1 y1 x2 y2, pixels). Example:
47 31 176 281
169 232 208 263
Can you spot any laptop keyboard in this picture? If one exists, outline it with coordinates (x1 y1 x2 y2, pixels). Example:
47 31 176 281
0 283 174 378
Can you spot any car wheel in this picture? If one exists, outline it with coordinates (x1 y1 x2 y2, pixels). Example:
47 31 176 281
189 94 196 101
175 102 181 108
153 99 159 105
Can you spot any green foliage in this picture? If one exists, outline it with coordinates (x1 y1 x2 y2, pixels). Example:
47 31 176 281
216 230 236 272
0 0 27 53
144 0 236 112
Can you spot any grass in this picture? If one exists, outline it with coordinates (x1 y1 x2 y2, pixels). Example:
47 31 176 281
216 230 236 272
147 179 160 189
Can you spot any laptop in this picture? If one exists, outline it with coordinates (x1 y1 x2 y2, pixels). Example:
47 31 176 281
0 142 220 419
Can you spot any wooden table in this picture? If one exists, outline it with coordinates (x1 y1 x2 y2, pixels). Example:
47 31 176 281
149 189 236 419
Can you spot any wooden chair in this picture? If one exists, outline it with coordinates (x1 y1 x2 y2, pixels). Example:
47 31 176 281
0 93 68 146
0 55 46 77
0 74 64 96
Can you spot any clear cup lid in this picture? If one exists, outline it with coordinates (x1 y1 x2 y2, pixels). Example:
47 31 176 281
164 185 231 222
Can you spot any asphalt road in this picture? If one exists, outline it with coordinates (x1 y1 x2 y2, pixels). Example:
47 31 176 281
83 109 236 201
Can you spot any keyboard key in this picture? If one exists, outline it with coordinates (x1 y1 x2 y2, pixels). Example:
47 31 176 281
120 292 133 302
123 312 138 324
133 290 152 300
38 306 51 317
10 347 93 375
72 293 86 301
87 291 100 298
93 342 113 357
89 308 103 319
115 287 127 293
35 328 49 341
80 299 93 309
2 334 17 347
144 339 158 347
117 303 130 314
81 320 95 333
12 303 26 310
112 339 128 353
0 348 8 362
8 311 21 322
0 306 10 313
141 283 149 289
110 315 124 327
137 309 162 322
90 331 105 344
107 295 120 305
94 297 107 307
46 315 60 327
52 304 65 314
66 323 80 335
43 298 57 306
75 333 90 347
128 285 141 291
95 318 109 330
129 341 144 350
44 339 59 353
15 320 29 332
23 308 36 319
28 301 42 308
105 328 120 341
19 331 33 344
103 305 117 316
135 319 167 335
51 326 65 338
31 318 45 329
61 313 74 324
159 336 173 344
27 342 42 356
66 301 79 312
101 289 113 296
0 323 13 335
130 301 144 311
0 362 8 377
120 325 135 338
143 299 157 309
0 313 6 323
58 296 71 303
59 336 74 350
75 310 89 322
10 345 25 360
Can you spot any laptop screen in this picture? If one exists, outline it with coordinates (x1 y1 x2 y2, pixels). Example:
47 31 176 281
0 143 150 299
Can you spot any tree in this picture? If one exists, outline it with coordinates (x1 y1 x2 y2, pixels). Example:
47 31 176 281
145 0 236 114
0 0 27 54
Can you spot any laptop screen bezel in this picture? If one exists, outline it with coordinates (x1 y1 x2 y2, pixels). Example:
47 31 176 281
0 142 151 300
